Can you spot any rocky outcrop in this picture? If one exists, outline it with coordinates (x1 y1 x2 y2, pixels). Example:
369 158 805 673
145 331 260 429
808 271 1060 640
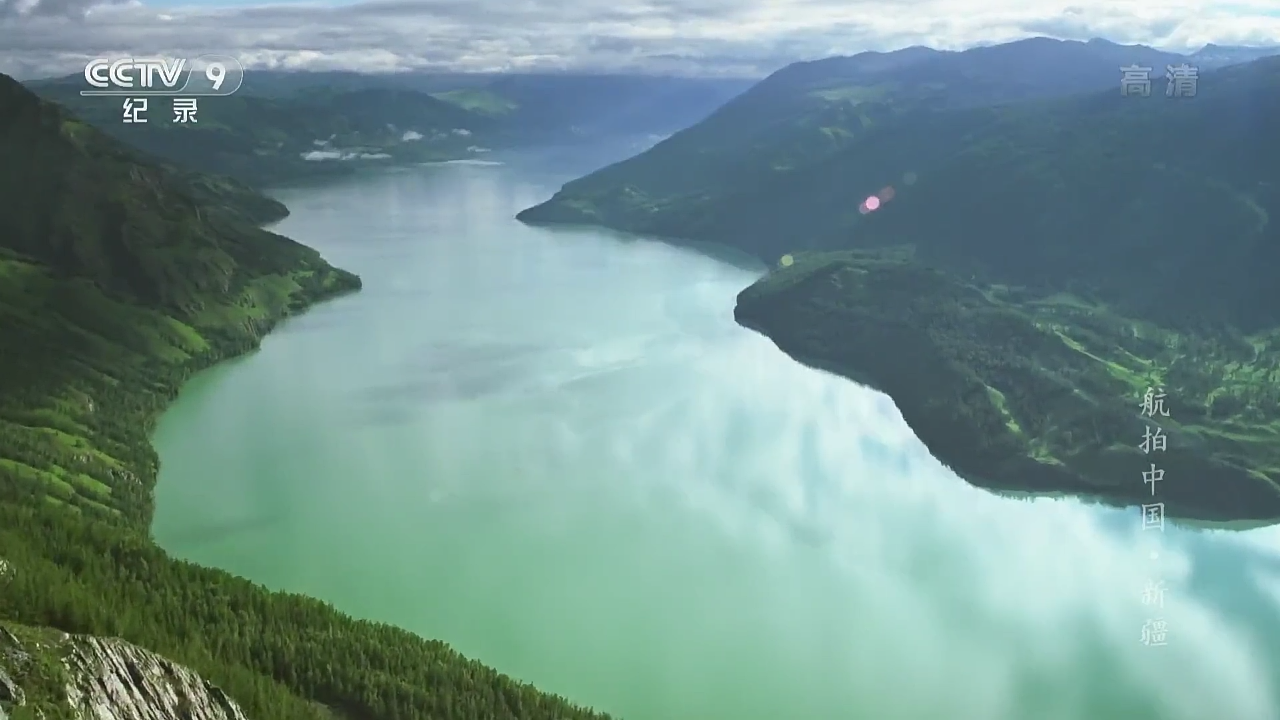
0 663 23 714
0 626 29 719
63 635 249 720
0 622 249 720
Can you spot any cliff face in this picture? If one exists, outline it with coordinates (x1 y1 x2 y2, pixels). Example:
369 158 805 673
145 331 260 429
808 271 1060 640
0 621 249 720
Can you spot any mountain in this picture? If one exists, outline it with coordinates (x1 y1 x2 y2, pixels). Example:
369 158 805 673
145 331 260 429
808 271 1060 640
0 72 612 719
231 69 498 96
0 77 367 320
231 71 754 139
28 72 751 187
1190 43 1280 68
524 50 1280 523
449 73 755 138
31 82 497 187
516 37 1261 227
530 53 1280 330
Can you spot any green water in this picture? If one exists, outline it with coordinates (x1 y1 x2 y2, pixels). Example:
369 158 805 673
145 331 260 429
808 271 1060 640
152 157 1280 719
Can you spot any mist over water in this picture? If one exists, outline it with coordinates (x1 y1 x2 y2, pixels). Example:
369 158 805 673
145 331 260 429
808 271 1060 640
152 152 1280 720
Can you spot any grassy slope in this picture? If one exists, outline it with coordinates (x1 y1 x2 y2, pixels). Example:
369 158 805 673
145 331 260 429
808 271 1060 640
735 251 1280 522
1 621 83 720
0 72 613 720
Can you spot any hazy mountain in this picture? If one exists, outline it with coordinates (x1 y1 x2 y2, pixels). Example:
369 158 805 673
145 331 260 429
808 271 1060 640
30 82 502 186
453 73 755 138
27 71 750 186
233 71 753 137
1189 42 1280 68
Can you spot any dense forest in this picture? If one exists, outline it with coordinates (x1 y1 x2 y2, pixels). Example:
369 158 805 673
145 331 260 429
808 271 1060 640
0 71 611 719
734 250 1280 522
0 503 609 720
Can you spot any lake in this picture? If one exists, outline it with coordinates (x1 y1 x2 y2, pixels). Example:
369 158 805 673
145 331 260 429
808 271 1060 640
151 148 1280 720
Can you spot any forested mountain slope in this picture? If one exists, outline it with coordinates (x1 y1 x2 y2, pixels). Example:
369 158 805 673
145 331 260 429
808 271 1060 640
526 54 1280 333
0 72 613 720
518 38 1227 224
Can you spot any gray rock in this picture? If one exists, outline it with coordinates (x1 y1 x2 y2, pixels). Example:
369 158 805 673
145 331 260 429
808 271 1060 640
0 627 16 647
0 665 24 707
1 624 251 720
62 635 250 720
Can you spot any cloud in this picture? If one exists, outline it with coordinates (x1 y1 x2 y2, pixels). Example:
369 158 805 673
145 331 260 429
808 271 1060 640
0 0 127 19
2 0 1279 79
301 148 392 159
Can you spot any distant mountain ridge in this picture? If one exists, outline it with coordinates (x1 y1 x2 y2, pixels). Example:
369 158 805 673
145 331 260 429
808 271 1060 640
1189 42 1280 67
27 72 752 187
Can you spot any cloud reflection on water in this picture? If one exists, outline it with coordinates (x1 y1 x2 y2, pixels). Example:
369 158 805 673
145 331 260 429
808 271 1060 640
154 164 1280 720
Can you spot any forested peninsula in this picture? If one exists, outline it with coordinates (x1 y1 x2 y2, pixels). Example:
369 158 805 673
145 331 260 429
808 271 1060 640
0 72 611 719
734 250 1280 522
519 46 1280 522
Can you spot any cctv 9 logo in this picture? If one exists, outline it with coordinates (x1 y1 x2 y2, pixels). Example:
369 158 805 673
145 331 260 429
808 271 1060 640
82 55 245 96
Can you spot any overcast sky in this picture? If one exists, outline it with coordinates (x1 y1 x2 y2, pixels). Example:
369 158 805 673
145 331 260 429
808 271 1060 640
2 0 1279 79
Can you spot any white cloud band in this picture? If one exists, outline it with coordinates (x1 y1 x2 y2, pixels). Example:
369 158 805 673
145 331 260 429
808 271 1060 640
2 0 1279 79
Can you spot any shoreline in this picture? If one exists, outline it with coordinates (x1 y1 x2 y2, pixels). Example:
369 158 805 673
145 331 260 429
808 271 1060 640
732 290 1280 528
737 316 1280 530
0 232 616 717
508 216 1280 528
516 215 768 274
